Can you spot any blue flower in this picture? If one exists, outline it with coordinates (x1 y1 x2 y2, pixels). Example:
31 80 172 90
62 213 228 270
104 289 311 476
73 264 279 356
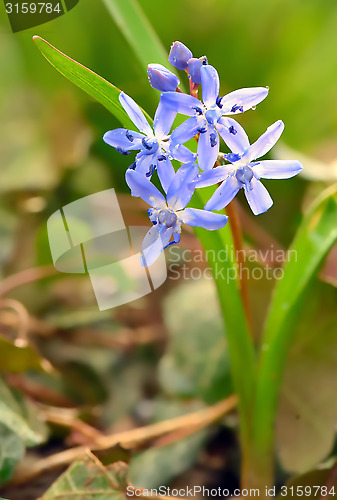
147 64 180 92
125 162 228 266
161 64 269 171
103 92 195 191
196 120 303 215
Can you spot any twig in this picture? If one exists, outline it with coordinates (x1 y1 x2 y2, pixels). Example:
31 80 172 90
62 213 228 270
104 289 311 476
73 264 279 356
11 395 237 485
6 374 74 407
0 298 30 346
42 407 105 444
0 265 57 298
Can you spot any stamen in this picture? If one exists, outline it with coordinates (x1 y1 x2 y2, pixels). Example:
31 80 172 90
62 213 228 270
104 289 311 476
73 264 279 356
146 164 156 177
230 104 244 113
229 125 237 135
142 138 152 150
210 133 217 147
216 96 223 109
197 127 207 134
192 106 203 115
157 155 167 161
224 153 241 163
126 130 134 142
116 147 131 155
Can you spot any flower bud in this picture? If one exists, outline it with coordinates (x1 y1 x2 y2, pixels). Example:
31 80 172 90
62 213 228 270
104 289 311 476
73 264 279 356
187 56 208 84
187 58 202 84
168 41 193 70
147 64 180 92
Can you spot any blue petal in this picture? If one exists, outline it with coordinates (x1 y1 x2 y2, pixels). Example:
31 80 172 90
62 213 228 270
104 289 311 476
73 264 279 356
188 58 202 84
147 64 179 92
204 175 240 211
119 92 153 135
243 120 284 162
244 177 273 215
153 100 177 139
103 129 144 151
180 208 228 230
200 65 220 108
220 87 269 115
197 127 219 171
168 142 196 163
156 156 175 193
171 116 203 144
168 41 193 70
216 117 250 155
167 162 199 210
125 169 166 207
173 231 181 243
252 160 303 179
196 165 234 188
141 225 173 267
160 92 204 116
134 153 157 178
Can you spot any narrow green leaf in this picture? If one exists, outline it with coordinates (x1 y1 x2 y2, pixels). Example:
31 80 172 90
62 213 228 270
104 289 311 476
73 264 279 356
252 184 337 466
276 279 337 473
101 0 171 73
101 0 184 93
32 36 134 129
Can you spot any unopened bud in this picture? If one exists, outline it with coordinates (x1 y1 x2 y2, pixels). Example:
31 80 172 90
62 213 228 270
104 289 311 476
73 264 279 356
147 64 180 92
168 41 193 70
187 58 202 84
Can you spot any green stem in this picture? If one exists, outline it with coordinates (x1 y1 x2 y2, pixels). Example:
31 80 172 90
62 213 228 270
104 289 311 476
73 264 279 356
194 190 256 448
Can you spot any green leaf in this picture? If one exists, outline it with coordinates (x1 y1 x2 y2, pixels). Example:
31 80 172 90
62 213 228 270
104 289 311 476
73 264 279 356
0 424 24 486
159 278 232 402
101 0 173 74
32 36 134 129
276 279 337 473
0 335 46 373
0 377 47 447
252 185 337 470
41 453 129 499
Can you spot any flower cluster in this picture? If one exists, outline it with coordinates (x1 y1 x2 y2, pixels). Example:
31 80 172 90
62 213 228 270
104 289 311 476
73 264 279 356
104 41 303 266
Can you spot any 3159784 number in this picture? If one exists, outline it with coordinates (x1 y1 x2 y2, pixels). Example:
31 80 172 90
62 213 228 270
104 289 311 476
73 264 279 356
5 3 61 14
280 485 336 496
